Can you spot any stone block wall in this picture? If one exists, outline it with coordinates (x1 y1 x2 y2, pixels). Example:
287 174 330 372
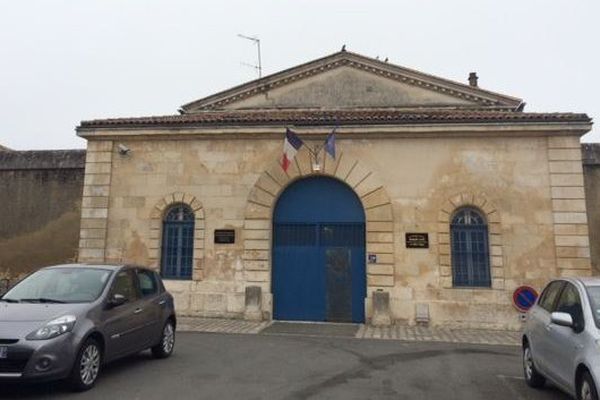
583 143 600 274
0 149 85 278
3 135 595 329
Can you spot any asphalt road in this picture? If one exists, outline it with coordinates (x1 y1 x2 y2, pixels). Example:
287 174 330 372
0 332 570 400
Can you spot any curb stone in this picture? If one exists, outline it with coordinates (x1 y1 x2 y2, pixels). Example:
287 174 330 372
177 317 521 346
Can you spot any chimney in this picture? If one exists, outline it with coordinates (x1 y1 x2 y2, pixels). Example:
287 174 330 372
468 72 478 87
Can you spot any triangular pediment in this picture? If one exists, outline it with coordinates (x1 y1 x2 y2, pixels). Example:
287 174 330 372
181 51 521 113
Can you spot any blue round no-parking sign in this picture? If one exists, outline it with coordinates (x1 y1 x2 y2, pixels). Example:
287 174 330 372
513 286 539 312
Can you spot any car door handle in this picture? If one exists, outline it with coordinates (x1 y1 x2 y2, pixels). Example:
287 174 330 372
158 300 166 306
133 308 143 314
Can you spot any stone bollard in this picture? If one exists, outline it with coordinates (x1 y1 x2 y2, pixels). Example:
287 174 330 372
244 286 263 321
371 290 392 327
415 303 430 326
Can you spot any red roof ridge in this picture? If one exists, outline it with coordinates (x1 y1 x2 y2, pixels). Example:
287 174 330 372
78 109 591 129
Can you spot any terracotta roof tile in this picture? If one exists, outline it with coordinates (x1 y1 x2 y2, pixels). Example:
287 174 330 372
79 109 591 129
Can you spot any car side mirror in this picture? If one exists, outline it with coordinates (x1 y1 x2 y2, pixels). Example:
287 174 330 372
108 293 128 308
551 312 574 328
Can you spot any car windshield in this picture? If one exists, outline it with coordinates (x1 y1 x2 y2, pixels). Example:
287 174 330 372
586 286 600 329
1 268 113 304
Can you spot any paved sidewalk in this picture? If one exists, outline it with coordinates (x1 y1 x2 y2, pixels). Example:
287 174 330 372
176 317 521 346
356 324 521 346
177 317 270 334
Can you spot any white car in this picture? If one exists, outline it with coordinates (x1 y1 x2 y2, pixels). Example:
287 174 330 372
522 277 600 400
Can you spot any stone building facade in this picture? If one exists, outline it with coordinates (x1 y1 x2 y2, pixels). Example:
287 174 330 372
76 51 593 330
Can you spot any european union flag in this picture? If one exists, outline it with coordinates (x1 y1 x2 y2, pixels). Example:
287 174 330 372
324 127 336 159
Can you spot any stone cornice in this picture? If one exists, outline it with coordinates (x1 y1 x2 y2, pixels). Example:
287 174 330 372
79 108 591 130
78 121 592 140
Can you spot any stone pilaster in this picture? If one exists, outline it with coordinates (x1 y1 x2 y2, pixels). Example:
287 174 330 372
78 140 113 263
548 136 592 277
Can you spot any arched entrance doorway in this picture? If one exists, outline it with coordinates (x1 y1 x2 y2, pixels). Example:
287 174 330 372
272 176 366 323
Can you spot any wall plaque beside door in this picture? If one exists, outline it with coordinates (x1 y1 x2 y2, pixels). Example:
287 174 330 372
214 229 235 244
405 233 429 248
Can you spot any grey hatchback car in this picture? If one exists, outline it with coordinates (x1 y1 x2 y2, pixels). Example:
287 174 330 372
523 277 600 400
0 264 176 391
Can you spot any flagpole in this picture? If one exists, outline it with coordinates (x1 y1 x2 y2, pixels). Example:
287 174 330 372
281 126 337 172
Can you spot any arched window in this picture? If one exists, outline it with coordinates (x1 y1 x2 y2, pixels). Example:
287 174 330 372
161 204 195 280
450 207 491 287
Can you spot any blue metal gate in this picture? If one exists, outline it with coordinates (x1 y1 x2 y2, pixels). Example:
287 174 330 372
272 177 366 323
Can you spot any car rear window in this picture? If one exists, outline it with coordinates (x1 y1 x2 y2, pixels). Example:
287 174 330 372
137 269 159 297
538 281 564 312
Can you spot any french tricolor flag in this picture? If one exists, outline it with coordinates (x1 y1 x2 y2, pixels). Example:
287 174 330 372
281 128 304 172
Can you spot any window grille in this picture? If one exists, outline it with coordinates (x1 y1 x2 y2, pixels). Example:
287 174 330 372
450 208 491 287
161 204 195 279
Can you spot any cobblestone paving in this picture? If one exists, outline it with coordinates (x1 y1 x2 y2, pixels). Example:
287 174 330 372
177 317 270 334
356 324 521 346
177 317 521 346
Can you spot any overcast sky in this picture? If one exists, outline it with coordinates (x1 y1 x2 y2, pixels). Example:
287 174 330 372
0 0 598 150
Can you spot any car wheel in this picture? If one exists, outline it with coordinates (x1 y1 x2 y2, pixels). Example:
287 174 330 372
152 320 175 359
69 338 102 392
579 371 599 400
523 342 545 388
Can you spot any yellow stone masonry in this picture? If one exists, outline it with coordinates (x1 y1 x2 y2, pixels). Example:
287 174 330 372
74 133 592 329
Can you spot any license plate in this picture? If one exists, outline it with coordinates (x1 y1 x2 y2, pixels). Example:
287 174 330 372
0 346 7 359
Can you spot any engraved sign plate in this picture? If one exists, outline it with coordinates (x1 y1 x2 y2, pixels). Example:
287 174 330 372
405 233 429 249
214 229 235 244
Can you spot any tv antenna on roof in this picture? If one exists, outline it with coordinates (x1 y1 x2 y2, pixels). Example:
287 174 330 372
238 34 262 78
